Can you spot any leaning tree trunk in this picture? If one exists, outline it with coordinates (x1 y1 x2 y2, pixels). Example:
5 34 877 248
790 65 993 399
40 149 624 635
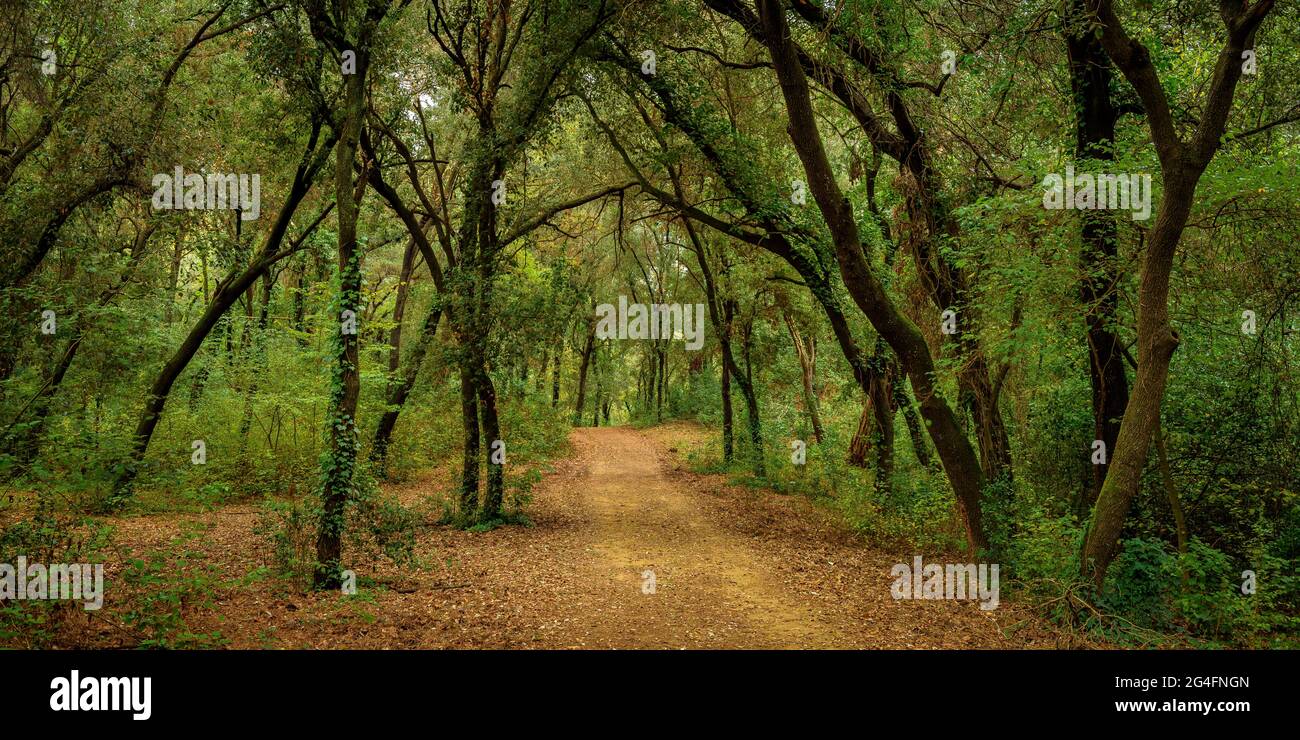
367 236 423 478
237 273 274 454
386 239 419 383
5 335 82 470
783 310 824 444
896 376 934 469
108 162 324 508
370 303 443 477
757 0 987 552
681 210 752 472
6 222 155 470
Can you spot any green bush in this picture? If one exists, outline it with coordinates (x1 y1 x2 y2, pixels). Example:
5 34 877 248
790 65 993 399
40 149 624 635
0 500 112 648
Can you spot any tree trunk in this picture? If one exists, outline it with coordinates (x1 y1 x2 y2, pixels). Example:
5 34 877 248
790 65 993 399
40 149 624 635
731 302 766 476
537 350 549 394
551 341 562 408
655 346 665 422
591 344 602 427
477 364 503 520
108 140 326 508
1080 0 1267 585
387 239 419 382
721 348 734 463
1067 0 1129 510
370 303 443 477
314 55 369 589
783 309 824 444
847 400 873 468
5 223 156 470
292 255 308 345
368 238 421 477
1081 178 1194 583
900 387 933 469
237 273 274 451
165 232 183 325
573 323 595 425
757 0 986 552
847 358 895 494
869 364 895 493
1154 413 1187 555
737 371 765 477
5 336 82 469
458 363 481 515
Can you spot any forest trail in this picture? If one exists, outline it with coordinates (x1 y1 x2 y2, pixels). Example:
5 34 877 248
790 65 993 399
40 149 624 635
71 423 1045 649
552 426 853 648
517 424 1038 648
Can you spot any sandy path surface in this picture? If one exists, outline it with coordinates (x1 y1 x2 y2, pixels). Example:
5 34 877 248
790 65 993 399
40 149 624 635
502 425 1038 648
550 426 858 648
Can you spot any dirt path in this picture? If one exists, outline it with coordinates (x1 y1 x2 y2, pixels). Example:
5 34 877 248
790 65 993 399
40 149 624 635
40 423 1051 649
508 424 1041 648
549 426 855 648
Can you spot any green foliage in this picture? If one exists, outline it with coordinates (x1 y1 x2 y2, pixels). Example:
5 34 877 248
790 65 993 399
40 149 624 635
347 473 419 567
0 500 111 648
120 533 227 649
252 468 420 592
1084 537 1299 647
253 498 318 590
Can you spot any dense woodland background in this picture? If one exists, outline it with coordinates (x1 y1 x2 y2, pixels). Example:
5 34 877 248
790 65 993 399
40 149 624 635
1 0 1297 648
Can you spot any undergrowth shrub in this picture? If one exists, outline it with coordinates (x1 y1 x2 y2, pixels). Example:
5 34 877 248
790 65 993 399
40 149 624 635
0 499 111 648
119 524 226 649
254 466 419 590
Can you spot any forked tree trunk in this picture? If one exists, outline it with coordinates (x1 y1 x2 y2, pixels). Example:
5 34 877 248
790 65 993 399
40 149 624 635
1080 0 1270 585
